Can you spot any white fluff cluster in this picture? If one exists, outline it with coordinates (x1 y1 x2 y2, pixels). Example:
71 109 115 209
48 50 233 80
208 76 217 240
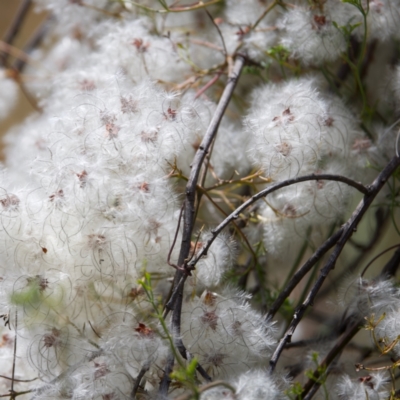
174 93 251 183
26 16 193 102
364 0 400 41
246 77 360 179
355 280 400 359
1 69 238 392
335 372 389 400
245 77 362 256
219 0 279 61
192 232 236 289
33 0 117 38
181 288 276 378
1 0 399 397
0 2 277 397
278 0 357 66
200 369 285 400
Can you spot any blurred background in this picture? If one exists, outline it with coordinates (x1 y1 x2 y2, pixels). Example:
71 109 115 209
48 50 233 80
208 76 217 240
0 1 46 158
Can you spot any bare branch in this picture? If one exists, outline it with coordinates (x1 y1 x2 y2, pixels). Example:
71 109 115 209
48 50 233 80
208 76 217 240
10 311 17 400
301 228 400 399
159 55 246 396
13 17 51 72
190 174 369 269
130 366 149 400
0 0 32 66
321 208 388 299
268 155 400 373
0 375 36 383
302 320 362 400
266 228 344 320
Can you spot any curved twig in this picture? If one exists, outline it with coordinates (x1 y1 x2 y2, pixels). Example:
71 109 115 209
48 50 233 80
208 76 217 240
268 155 400 374
189 174 369 269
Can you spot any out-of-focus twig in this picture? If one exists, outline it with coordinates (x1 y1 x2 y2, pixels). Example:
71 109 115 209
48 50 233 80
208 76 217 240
0 0 32 67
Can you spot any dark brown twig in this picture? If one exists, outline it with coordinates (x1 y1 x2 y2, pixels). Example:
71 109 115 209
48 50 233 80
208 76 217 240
381 246 400 277
268 155 400 374
0 0 32 66
189 174 369 269
130 366 149 399
302 320 362 400
159 55 246 396
301 226 400 399
10 310 18 400
0 375 36 383
321 208 388 299
361 243 400 277
266 228 344 320
13 17 51 72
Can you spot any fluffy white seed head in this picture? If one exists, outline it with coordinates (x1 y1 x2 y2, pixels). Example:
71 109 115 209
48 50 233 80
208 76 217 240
278 0 357 66
193 232 236 289
245 77 361 180
181 287 276 379
335 372 389 400
261 160 352 258
362 0 400 41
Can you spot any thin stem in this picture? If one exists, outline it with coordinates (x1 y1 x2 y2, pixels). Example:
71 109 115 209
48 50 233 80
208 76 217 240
321 208 388 299
10 310 17 399
267 228 343 320
168 203 184 270
205 9 227 57
79 1 122 17
200 189 258 263
381 247 400 277
281 231 310 289
357 3 369 69
0 375 36 383
251 0 279 30
174 338 212 382
361 243 400 277
13 17 50 72
0 390 32 398
130 366 149 399
127 0 222 13
195 72 222 99
0 41 39 69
